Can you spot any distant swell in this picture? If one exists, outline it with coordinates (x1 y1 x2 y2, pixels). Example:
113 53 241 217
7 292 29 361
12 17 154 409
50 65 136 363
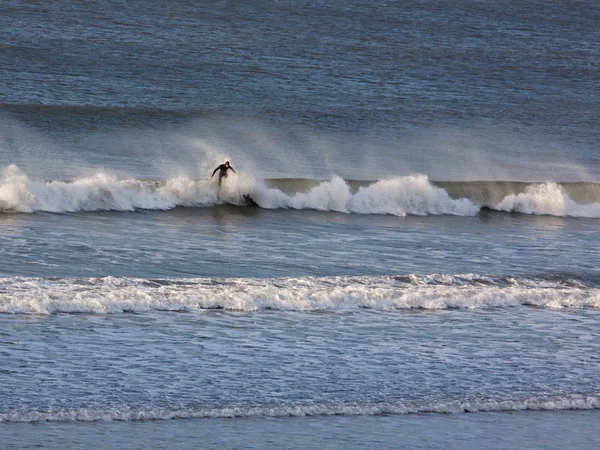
1 274 598 314
1 164 599 217
1 395 598 423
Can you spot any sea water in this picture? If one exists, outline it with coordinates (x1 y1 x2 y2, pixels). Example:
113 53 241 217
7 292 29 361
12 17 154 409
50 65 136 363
1 1 599 448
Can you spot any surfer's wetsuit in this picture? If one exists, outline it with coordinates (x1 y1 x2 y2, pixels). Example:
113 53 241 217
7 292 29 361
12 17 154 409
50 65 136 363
211 162 236 185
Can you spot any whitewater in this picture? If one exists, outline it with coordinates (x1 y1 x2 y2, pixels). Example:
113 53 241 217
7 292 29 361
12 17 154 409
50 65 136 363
1 164 600 218
2 394 599 423
1 274 598 314
3 0 600 447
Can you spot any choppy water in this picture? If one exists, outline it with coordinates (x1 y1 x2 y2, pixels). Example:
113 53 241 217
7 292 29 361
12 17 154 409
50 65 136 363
1 0 600 448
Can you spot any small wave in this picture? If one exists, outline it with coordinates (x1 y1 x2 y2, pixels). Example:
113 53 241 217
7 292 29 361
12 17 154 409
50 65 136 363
1 164 599 217
1 274 598 314
1 394 598 423
0 164 219 213
434 180 600 207
491 182 600 218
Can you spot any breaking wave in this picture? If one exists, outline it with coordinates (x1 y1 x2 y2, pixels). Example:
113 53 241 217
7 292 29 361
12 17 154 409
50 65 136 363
1 164 599 217
1 274 598 314
1 394 598 423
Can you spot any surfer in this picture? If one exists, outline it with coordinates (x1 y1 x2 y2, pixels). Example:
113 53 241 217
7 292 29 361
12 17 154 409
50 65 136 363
210 161 236 186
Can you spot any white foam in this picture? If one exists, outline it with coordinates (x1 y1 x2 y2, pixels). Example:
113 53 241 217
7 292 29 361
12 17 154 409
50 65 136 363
493 183 600 218
0 165 218 213
349 176 479 216
251 175 479 216
2 165 598 218
0 275 598 314
1 394 598 423
0 165 479 216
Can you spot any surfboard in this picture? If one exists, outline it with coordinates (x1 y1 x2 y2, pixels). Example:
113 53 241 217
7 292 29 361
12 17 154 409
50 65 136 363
242 194 258 207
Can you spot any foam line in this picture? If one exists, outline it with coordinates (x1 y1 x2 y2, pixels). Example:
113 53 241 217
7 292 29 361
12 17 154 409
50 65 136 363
1 275 598 314
1 394 598 423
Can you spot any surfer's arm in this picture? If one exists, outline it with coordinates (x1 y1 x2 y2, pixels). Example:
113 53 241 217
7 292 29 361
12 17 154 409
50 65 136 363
229 166 236 173
210 167 219 178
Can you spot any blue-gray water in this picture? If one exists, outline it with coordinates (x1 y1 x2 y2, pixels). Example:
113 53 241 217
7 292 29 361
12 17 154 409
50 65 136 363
1 0 600 448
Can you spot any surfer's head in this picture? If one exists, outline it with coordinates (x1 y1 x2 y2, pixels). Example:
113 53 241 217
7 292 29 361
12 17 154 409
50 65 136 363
225 161 230 167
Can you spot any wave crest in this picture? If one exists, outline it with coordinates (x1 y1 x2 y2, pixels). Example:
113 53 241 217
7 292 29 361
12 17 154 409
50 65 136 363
1 164 599 217
0 164 218 213
493 182 600 218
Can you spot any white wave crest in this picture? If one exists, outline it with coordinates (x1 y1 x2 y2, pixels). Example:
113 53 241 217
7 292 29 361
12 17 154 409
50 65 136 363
2 165 598 218
1 394 598 423
0 165 479 216
348 175 479 216
0 275 598 315
493 183 600 218
0 164 218 213
245 175 479 216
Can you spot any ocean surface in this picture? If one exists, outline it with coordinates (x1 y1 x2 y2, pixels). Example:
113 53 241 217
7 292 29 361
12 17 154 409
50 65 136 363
1 0 600 448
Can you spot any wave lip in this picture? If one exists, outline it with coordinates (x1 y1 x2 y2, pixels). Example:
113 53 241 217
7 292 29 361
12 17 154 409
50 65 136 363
1 274 599 315
1 394 598 423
